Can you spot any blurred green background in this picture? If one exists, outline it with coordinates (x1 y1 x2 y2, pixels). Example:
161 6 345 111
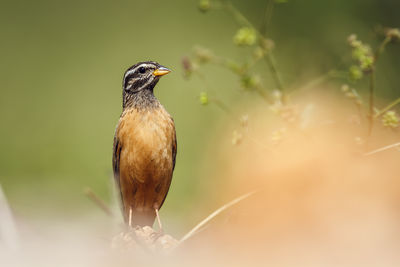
0 0 399 233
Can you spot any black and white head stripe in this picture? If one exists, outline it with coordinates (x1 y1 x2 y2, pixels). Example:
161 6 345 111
123 61 160 91
124 62 158 81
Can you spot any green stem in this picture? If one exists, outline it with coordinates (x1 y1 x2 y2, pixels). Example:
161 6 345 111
260 0 274 35
366 35 392 138
211 98 232 114
265 53 283 90
255 85 273 104
374 97 400 119
223 1 286 100
265 53 285 100
375 36 391 62
223 1 254 28
296 70 347 92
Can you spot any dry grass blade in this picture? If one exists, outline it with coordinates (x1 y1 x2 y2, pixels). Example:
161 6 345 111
364 142 400 156
0 184 19 250
178 191 256 244
84 187 113 216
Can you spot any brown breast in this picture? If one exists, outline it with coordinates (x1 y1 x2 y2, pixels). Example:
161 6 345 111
115 105 176 222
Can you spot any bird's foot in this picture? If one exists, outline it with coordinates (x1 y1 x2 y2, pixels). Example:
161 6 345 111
150 229 164 242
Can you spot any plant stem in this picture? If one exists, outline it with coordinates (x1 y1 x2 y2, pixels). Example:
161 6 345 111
375 36 391 62
296 70 347 92
223 1 286 100
265 53 285 102
367 68 375 138
255 85 273 104
84 187 113 216
364 141 400 156
374 97 400 118
367 35 392 138
260 0 275 35
178 191 256 244
367 36 391 139
223 1 253 29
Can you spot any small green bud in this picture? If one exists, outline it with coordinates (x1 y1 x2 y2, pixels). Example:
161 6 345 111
240 75 260 90
199 92 209 106
234 27 257 46
349 65 363 80
382 110 399 129
351 47 364 61
386 28 400 41
347 34 358 47
198 0 211 12
360 55 373 70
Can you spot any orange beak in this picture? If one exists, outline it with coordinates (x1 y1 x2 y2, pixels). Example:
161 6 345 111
153 66 171 77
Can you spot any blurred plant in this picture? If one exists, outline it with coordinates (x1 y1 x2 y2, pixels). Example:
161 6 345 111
346 28 400 139
381 111 399 129
198 0 211 12
341 84 362 107
347 34 373 73
231 130 243 145
234 27 257 46
185 0 287 109
271 128 286 145
185 0 400 149
199 92 209 106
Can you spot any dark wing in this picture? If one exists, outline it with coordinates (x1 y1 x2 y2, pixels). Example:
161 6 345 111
112 135 125 212
158 125 177 209
172 129 177 171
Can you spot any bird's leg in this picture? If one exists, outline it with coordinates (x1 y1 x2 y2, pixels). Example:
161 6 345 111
155 208 164 234
150 208 164 242
128 207 133 227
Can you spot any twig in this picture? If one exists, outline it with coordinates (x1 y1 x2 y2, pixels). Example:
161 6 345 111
178 191 256 244
265 53 285 98
374 97 400 119
0 184 19 250
364 142 400 156
367 68 375 139
84 187 113 216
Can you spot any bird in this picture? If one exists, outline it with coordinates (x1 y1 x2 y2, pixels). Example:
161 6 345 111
112 61 176 228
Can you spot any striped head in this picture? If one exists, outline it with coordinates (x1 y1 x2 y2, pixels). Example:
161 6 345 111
123 61 170 93
122 61 171 109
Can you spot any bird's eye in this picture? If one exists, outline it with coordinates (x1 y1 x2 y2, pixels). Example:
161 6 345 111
138 67 146 74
